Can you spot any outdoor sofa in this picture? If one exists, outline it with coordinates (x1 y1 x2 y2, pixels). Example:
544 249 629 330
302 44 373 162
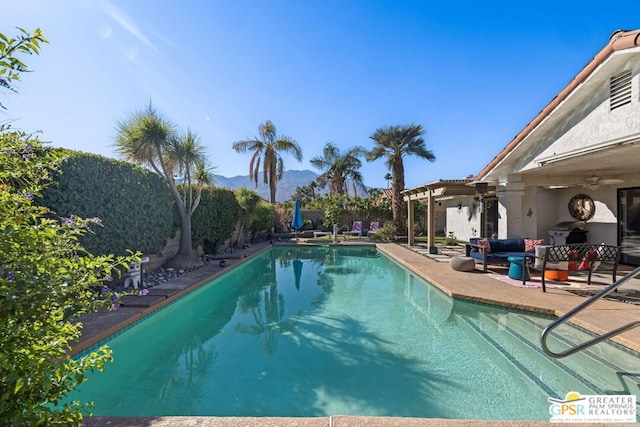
465 237 541 272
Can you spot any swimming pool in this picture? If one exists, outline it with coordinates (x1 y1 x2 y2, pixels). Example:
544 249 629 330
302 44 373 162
67 246 640 420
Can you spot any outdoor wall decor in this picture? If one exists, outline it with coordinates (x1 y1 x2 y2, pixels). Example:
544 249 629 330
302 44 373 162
568 194 595 221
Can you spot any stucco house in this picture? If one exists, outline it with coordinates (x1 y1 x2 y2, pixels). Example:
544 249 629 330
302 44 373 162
404 29 640 265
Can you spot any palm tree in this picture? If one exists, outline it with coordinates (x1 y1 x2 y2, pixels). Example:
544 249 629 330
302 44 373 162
367 124 435 235
291 182 316 205
310 142 366 197
115 105 210 268
232 120 303 204
384 172 392 189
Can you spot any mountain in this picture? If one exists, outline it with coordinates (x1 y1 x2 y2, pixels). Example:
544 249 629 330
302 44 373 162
213 169 319 202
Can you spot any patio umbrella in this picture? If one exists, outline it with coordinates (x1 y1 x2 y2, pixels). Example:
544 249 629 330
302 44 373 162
291 199 303 240
293 259 303 291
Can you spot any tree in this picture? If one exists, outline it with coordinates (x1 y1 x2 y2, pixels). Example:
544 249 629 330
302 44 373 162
0 28 48 111
320 194 346 228
310 142 366 197
367 124 435 235
384 172 392 189
290 181 318 205
234 187 262 247
115 106 211 268
232 120 303 204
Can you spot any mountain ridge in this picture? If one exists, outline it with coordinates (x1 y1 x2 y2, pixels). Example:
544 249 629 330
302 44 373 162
213 169 319 202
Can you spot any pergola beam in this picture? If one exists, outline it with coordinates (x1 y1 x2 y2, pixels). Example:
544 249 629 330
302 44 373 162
402 179 495 253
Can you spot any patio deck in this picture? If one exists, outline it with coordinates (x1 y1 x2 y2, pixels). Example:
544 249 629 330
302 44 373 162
79 240 640 427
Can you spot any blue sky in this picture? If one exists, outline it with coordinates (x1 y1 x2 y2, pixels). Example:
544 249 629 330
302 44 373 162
2 1 639 190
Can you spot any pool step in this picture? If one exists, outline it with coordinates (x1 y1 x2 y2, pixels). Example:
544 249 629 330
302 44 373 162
461 310 640 398
495 312 640 395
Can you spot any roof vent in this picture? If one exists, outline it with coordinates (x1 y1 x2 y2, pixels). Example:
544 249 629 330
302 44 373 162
610 70 632 111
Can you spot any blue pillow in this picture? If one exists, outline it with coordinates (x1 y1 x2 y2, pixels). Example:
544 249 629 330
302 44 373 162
489 238 525 252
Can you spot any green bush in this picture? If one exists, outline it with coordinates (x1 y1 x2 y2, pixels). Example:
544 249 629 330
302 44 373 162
39 151 176 256
369 222 395 241
0 129 135 425
191 187 240 254
308 194 392 229
249 202 274 240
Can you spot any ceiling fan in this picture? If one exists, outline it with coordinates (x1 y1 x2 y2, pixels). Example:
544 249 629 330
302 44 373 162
579 175 624 190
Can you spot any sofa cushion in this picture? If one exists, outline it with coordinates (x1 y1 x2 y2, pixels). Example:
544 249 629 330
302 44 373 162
489 238 525 253
468 251 530 263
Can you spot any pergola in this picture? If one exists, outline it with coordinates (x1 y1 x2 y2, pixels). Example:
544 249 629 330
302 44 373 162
402 179 495 252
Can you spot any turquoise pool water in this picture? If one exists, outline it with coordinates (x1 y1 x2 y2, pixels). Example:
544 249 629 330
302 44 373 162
67 246 640 420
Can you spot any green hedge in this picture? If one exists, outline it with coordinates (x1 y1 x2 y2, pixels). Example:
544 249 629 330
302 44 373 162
191 187 240 254
249 202 274 239
40 150 176 256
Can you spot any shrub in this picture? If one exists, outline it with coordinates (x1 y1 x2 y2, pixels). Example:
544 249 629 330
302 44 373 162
249 202 274 240
191 186 240 254
39 151 176 256
369 222 395 241
0 130 134 425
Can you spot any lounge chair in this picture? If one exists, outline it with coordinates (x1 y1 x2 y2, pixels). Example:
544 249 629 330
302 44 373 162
344 221 362 239
313 230 333 238
368 222 380 235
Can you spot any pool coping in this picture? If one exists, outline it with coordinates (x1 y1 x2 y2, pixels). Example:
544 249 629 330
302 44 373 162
76 241 640 426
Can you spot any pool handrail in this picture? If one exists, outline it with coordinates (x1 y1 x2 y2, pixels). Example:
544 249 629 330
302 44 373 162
540 265 640 358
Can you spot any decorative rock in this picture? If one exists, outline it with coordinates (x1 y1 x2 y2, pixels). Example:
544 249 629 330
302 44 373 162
450 256 476 272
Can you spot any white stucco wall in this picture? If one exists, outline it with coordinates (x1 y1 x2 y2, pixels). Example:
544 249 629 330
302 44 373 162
445 200 481 241
527 60 640 171
532 187 557 244
532 187 619 245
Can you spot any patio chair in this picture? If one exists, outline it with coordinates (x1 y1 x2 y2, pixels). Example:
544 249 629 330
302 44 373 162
313 230 333 238
344 221 362 240
368 222 380 235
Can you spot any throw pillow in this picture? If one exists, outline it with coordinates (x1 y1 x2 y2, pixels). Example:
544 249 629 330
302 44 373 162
477 238 491 254
525 238 545 252
578 245 604 271
568 249 580 271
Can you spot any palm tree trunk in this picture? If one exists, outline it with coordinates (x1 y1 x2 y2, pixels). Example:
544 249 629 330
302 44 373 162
392 160 406 236
269 174 277 204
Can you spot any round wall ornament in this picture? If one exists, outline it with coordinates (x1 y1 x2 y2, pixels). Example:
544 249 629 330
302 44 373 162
568 194 595 221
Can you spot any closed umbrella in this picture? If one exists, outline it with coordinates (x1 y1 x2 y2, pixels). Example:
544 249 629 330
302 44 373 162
291 199 303 240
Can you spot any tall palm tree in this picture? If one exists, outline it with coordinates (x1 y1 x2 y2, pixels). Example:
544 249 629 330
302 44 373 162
115 105 210 267
291 182 316 205
384 172 393 189
367 124 435 235
310 142 366 197
232 120 302 204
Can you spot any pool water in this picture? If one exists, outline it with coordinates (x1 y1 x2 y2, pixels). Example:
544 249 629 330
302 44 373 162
67 246 640 420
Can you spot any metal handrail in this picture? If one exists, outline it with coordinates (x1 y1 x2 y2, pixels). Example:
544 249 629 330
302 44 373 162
541 265 640 358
